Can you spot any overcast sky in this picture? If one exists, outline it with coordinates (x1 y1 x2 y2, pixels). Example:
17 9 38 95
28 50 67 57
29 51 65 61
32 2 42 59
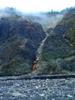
0 0 75 13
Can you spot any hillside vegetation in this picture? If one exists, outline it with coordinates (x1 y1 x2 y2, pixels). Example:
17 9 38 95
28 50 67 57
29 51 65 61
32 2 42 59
0 16 45 76
37 8 75 74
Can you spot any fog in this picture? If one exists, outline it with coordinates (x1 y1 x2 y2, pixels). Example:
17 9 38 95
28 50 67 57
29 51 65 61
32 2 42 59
0 7 64 31
24 13 64 31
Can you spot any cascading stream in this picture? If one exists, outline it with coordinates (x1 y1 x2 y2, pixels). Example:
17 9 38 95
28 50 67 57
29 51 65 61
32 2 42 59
32 32 49 71
36 32 49 61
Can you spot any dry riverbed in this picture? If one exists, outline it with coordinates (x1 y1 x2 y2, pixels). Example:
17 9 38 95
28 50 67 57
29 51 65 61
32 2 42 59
0 78 75 100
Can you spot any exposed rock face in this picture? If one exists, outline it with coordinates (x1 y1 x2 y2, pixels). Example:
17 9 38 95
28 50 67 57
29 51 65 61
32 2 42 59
0 16 45 76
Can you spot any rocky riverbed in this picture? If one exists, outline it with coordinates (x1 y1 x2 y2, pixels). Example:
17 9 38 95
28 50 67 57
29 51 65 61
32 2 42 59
0 78 75 100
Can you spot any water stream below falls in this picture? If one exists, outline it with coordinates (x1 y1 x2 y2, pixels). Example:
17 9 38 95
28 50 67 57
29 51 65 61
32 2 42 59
32 32 49 71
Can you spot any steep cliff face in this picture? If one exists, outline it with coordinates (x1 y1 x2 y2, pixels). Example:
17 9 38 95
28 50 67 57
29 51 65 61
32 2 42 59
37 8 75 74
0 16 45 76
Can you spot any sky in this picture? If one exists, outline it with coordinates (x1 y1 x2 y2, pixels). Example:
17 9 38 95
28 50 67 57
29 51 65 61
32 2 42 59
0 0 75 13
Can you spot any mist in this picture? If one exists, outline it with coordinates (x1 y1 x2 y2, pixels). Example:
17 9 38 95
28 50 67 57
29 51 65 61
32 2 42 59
0 7 64 31
24 13 64 31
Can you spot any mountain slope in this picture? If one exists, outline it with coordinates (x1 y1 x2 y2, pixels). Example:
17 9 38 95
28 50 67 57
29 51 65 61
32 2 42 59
37 8 75 74
0 16 45 76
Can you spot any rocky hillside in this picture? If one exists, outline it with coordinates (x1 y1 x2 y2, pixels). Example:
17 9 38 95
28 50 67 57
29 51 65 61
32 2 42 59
0 16 45 76
1 7 75 76
37 8 75 74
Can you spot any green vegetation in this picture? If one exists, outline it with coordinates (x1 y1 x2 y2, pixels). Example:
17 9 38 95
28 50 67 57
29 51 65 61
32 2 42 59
68 28 75 46
0 15 45 76
1 7 75 75
0 58 31 76
37 8 75 74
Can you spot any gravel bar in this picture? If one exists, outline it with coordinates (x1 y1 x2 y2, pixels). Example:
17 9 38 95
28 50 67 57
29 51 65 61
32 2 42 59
0 78 75 100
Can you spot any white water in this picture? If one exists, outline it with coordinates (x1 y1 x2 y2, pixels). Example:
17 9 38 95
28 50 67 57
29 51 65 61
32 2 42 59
36 32 49 61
